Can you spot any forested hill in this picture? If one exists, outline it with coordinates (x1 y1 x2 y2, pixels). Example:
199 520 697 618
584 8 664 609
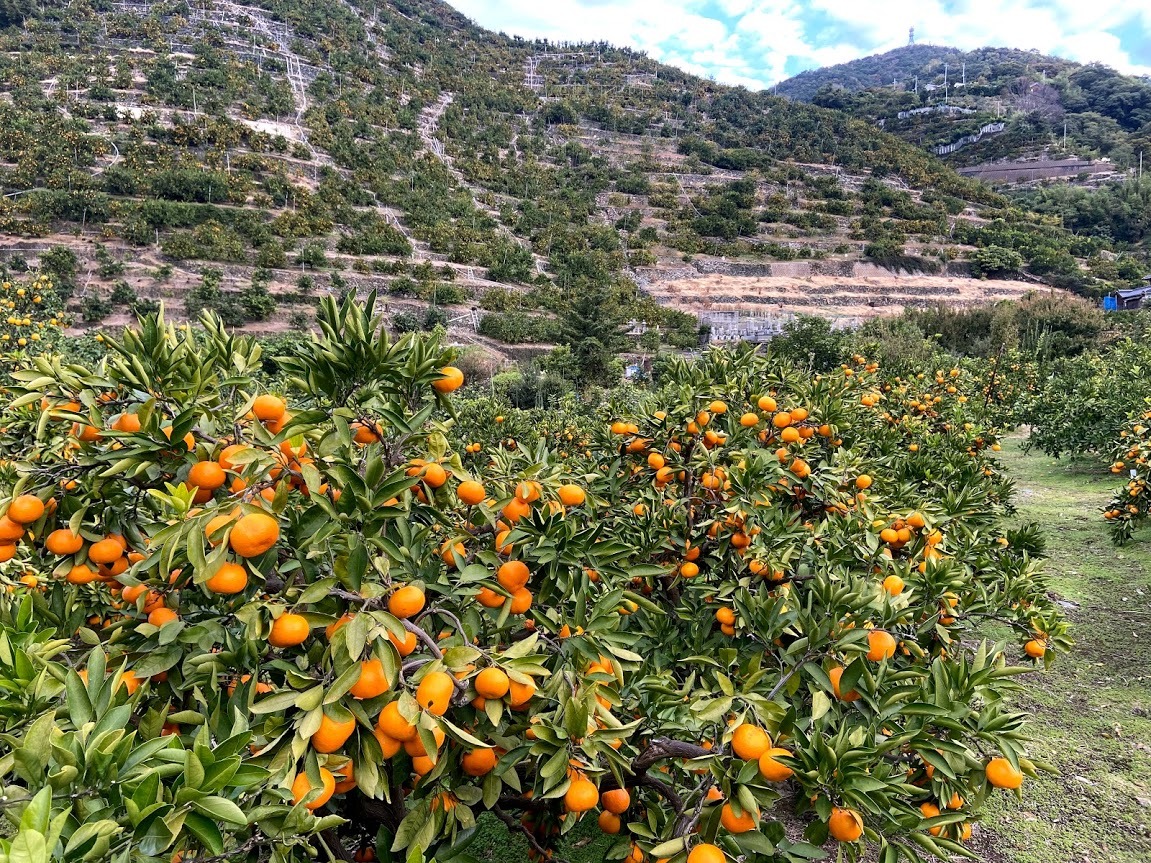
776 45 1151 172
0 1 1146 345
775 45 1082 102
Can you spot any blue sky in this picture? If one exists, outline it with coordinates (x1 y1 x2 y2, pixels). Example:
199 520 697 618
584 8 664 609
450 0 1151 89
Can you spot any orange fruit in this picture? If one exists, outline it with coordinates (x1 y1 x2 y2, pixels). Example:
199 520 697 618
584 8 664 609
349 659 390 700
0 544 15 563
985 757 1023 789
377 701 417 741
564 778 599 813
497 560 530 592
422 463 448 488
601 788 631 815
432 366 464 393
326 614 353 640
205 562 248 594
855 475 873 490
333 761 356 794
461 747 497 776
508 678 535 707
74 423 102 442
457 480 485 506
67 564 99 584
112 413 142 433
557 484 586 506
388 629 419 656
758 747 793 781
269 612 310 647
501 496 531 523
351 422 380 445
919 801 942 836
229 512 280 558
148 607 178 627
388 585 426 619
829 666 860 702
882 575 904 596
291 768 335 810
866 630 897 661
515 481 542 503
45 528 83 555
252 394 287 423
731 724 770 760
720 802 757 833
598 811 621 834
828 806 864 842
312 714 357 753
476 587 504 608
474 667 510 699
403 725 446 757
510 587 532 614
189 461 227 491
374 729 402 758
162 426 196 452
217 444 248 471
6 495 44 525
205 512 238 545
687 844 725 863
1024 639 1046 658
415 671 454 716
89 538 124 565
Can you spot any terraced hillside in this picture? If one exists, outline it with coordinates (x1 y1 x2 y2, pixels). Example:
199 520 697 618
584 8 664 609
0 1 1145 349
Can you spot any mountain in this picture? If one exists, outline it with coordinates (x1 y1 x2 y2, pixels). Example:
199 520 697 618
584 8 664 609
0 3 1145 351
775 45 1082 102
776 45 1151 173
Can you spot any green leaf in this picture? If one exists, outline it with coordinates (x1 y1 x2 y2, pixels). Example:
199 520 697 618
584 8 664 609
14 714 55 787
8 828 48 863
183 812 224 856
192 796 248 826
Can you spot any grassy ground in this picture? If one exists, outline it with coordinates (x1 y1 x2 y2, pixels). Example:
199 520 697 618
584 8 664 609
465 436 1151 862
972 436 1151 862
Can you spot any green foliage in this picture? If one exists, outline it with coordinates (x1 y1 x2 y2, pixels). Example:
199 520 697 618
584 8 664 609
970 246 1024 278
769 315 847 372
1020 341 1151 458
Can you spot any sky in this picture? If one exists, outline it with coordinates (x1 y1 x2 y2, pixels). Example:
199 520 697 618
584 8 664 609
449 0 1151 90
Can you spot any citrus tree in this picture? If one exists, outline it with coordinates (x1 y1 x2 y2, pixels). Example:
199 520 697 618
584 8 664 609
0 297 1069 863
1103 400 1151 544
0 272 67 366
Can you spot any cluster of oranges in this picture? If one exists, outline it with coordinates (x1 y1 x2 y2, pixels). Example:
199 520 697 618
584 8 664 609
1105 409 1151 542
0 275 61 352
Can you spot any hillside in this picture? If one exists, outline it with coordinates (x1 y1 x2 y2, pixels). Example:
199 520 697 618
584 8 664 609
777 45 1151 175
0 2 1146 350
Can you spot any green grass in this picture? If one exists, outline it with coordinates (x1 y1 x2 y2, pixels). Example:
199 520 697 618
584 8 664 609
466 436 1151 862
973 436 1151 862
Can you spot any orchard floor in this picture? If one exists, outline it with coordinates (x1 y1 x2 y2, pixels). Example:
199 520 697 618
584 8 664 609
464 435 1151 863
972 436 1151 863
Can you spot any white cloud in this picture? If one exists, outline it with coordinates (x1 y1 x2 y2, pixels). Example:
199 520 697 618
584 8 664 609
448 0 1151 87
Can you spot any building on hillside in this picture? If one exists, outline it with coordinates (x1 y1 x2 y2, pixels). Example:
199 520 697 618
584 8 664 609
1102 277 1151 311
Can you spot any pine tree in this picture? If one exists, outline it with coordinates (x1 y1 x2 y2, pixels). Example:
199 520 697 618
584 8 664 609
559 279 630 387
